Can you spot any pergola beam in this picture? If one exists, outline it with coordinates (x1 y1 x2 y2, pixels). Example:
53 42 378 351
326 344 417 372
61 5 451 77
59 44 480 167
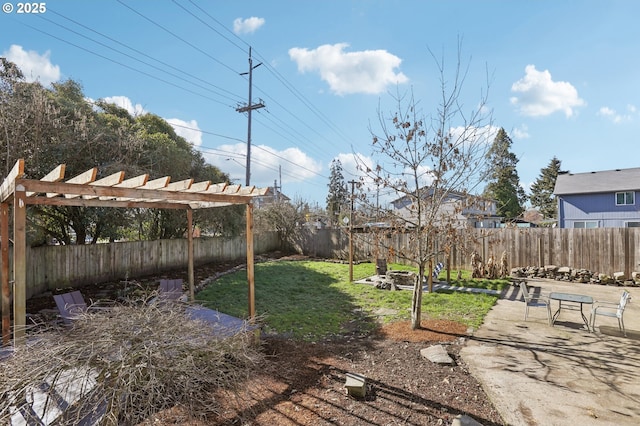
0 159 24 202
17 180 258 206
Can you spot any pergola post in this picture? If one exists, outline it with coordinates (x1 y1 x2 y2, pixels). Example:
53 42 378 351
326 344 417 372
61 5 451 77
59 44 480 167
1 202 10 345
187 209 195 301
13 184 27 344
246 202 255 321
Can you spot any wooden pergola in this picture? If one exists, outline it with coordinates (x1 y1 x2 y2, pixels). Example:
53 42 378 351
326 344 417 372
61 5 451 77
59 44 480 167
0 159 267 346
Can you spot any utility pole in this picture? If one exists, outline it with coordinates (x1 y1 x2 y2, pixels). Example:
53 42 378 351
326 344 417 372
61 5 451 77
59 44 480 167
236 47 265 186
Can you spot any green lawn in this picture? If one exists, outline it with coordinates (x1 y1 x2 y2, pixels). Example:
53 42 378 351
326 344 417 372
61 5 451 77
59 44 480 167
196 260 507 341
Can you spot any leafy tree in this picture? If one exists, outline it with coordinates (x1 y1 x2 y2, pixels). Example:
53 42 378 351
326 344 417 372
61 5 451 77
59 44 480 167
133 113 239 239
483 128 525 220
326 159 348 226
359 46 492 330
26 84 145 245
530 156 562 219
0 59 244 243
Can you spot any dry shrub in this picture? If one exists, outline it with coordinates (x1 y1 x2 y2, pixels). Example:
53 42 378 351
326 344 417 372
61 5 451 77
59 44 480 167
0 302 263 425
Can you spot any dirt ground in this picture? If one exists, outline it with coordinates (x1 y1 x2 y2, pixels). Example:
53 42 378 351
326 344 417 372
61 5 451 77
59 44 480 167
24 254 505 426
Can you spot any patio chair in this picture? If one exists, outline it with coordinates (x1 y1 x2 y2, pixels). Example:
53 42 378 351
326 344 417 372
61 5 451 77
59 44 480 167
433 262 444 281
53 290 112 324
158 278 186 301
590 290 630 336
520 281 551 325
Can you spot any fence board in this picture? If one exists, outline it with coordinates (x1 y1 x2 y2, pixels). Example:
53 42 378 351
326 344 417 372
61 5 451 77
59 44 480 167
0 232 279 299
302 227 640 279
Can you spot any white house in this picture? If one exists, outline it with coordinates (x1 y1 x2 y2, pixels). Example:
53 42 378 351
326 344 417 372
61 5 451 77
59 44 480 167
390 189 501 229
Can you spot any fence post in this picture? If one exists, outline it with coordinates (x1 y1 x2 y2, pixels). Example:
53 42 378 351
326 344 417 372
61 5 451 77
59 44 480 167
538 238 543 266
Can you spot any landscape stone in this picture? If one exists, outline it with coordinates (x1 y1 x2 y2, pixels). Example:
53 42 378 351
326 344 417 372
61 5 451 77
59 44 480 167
420 344 454 365
451 414 484 426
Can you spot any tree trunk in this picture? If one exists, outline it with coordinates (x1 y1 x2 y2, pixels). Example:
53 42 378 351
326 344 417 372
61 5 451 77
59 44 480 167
411 264 425 330
427 258 433 293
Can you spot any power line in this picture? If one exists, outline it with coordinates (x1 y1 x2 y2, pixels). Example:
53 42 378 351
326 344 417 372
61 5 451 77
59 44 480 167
18 20 236 107
19 3 350 193
46 8 242 103
176 0 246 52
173 2 356 152
166 121 244 143
115 0 240 75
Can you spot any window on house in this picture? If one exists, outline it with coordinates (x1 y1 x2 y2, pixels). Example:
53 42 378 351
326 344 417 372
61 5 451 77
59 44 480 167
615 191 635 205
574 221 598 229
627 222 640 228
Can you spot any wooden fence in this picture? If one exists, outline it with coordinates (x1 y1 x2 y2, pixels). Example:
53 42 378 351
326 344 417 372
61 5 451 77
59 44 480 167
4 232 280 299
6 227 640 299
300 227 640 278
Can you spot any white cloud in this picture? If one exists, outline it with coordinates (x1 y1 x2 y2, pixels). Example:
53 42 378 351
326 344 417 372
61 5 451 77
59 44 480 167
233 17 265 34
288 43 408 95
2 44 60 86
166 118 202 146
449 124 500 145
512 124 531 139
102 96 146 116
335 152 370 180
204 143 322 186
597 105 636 123
510 65 585 117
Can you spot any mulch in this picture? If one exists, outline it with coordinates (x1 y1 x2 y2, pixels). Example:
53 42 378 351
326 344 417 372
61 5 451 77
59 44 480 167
20 253 505 425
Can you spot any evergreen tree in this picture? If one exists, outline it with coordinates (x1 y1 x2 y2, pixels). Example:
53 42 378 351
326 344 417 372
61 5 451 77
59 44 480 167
326 159 348 226
483 128 526 219
530 156 562 219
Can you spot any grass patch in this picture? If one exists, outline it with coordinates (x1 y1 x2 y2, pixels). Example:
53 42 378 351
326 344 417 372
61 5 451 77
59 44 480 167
196 260 504 341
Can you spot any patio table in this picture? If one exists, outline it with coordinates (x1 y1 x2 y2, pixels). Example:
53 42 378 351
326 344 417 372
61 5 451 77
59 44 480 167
549 292 594 329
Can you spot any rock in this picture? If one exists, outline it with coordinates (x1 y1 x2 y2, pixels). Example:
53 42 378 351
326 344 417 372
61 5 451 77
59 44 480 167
420 344 454 365
452 414 484 426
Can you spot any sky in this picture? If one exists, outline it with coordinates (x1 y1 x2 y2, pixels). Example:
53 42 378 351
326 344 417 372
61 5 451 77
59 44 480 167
2 0 640 210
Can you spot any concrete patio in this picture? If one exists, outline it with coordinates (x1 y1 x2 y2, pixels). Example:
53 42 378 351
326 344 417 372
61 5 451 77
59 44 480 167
461 278 640 426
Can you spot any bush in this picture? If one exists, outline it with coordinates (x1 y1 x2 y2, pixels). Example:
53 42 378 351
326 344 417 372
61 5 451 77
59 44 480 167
0 302 263 425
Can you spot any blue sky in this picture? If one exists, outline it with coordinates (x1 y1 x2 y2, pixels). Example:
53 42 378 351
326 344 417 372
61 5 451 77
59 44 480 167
2 0 640 209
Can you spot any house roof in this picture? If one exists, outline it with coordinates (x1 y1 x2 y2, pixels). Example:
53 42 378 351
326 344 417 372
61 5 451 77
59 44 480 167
259 186 291 201
554 167 640 195
390 188 494 206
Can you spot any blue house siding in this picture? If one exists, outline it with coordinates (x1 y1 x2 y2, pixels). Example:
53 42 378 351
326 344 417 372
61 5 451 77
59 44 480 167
558 192 640 228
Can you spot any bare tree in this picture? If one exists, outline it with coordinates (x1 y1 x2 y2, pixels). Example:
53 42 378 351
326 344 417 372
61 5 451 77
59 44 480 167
358 46 493 329
254 198 308 252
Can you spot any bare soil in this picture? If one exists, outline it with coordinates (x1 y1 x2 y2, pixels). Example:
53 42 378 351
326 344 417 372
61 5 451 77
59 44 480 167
25 254 505 426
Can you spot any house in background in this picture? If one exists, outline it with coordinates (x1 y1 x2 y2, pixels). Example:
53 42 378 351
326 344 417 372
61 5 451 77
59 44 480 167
391 189 502 229
553 167 640 228
252 186 290 209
